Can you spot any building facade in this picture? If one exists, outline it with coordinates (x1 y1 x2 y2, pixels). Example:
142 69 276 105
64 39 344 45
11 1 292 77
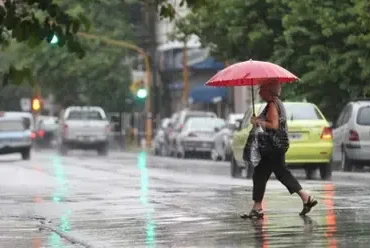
156 2 252 117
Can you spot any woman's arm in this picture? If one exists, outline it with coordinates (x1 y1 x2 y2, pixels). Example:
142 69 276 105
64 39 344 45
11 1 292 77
258 103 279 129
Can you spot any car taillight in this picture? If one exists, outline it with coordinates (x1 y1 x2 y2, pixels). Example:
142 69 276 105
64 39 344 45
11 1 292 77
320 127 332 140
30 132 36 139
188 132 197 137
349 129 359 141
105 124 110 132
37 130 45 137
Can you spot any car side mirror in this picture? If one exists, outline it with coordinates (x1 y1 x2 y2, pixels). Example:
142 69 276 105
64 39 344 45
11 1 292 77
214 127 220 133
235 120 242 130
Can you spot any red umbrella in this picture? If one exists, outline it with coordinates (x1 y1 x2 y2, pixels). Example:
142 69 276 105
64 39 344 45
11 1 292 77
205 59 299 115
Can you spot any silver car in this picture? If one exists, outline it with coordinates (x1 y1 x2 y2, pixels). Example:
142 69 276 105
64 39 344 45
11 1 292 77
0 114 33 160
153 118 170 156
211 119 242 161
175 117 225 159
166 109 217 156
332 99 370 171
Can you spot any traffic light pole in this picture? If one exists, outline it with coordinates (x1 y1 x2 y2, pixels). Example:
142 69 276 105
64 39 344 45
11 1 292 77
32 82 41 142
77 32 153 147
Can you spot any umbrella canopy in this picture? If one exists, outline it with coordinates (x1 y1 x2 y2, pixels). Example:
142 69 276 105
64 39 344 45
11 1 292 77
205 60 299 87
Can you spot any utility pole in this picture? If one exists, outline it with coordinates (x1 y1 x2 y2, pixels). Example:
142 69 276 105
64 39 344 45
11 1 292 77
182 40 189 107
146 0 159 129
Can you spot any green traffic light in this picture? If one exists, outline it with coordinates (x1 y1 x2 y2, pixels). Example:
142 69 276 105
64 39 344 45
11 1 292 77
137 88 147 98
50 34 59 44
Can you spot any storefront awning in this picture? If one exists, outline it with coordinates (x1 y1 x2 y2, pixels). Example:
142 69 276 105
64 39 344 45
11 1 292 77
189 84 227 104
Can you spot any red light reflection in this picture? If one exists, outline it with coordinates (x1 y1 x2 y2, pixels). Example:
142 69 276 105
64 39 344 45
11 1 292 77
323 183 337 248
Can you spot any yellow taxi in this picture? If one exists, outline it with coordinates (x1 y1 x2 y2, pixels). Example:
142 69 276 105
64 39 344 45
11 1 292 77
230 101 333 180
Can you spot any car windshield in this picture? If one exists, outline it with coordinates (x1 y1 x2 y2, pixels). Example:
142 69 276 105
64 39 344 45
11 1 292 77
284 103 323 120
185 118 225 131
0 120 25 132
357 106 370 126
67 110 104 120
22 117 31 130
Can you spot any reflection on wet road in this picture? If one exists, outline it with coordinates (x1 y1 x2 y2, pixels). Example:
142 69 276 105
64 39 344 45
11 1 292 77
0 150 370 247
138 151 156 248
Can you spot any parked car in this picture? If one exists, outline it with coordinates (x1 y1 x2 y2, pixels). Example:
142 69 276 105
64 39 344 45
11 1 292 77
226 113 244 127
153 118 170 156
0 113 32 160
211 119 241 161
58 106 110 156
332 99 370 171
231 102 333 180
175 117 225 159
166 109 217 156
3 112 36 140
35 116 59 147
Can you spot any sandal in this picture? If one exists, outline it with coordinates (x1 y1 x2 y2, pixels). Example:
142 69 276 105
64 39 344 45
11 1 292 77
240 209 264 219
299 196 318 216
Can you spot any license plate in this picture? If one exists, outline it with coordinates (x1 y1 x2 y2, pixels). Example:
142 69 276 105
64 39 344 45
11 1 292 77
79 136 94 141
288 133 302 140
202 143 208 147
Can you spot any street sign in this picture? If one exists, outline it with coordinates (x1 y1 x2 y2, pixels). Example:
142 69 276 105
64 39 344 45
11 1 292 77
20 98 31 111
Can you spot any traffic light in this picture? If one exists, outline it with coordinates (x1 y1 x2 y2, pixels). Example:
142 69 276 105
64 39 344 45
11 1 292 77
32 97 42 112
137 88 147 99
47 34 59 45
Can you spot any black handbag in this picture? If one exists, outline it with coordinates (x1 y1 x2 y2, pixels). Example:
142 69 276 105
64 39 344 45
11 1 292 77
258 101 289 155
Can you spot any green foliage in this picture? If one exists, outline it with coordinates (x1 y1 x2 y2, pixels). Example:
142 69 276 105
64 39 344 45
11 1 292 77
0 0 92 85
0 0 88 55
173 0 370 120
1 0 134 112
155 0 206 20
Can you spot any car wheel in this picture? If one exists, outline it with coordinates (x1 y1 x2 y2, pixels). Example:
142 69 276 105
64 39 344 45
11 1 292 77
59 143 68 156
176 145 184 158
154 146 160 156
319 163 332 180
341 151 353 172
230 156 242 178
21 147 31 160
211 149 220 161
97 144 108 156
224 151 232 161
305 168 316 180
160 144 167 156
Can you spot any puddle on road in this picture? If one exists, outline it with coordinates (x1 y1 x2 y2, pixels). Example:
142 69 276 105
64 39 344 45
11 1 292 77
30 155 73 248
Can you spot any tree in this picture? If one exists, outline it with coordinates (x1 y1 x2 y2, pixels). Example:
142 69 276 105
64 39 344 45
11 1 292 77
273 0 370 120
6 0 134 112
155 0 207 20
172 0 370 120
171 0 287 61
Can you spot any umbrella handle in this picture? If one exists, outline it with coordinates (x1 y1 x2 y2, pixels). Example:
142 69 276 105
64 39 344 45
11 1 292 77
251 83 256 116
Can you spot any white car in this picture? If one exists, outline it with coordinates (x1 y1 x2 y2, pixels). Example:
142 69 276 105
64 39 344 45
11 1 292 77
58 106 110 155
332 99 370 171
0 113 32 160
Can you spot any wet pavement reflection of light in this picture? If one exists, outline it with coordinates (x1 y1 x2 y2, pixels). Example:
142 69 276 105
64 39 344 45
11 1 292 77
138 151 156 247
49 155 71 247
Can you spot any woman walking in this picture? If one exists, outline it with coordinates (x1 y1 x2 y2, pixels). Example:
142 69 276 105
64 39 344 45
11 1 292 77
241 80 317 219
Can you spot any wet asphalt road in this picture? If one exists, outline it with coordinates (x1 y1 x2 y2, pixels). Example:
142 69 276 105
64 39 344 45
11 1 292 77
1 150 370 248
